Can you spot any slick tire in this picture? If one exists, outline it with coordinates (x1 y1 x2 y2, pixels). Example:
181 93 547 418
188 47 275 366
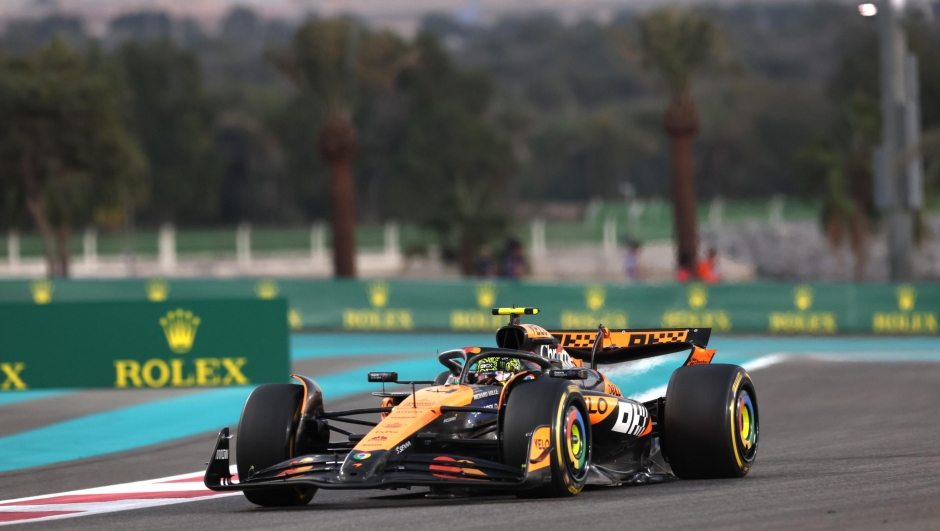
236 383 316 507
663 364 758 479
502 378 591 498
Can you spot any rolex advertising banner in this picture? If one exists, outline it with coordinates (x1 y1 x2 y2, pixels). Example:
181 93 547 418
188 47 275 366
0 299 288 391
0 279 937 335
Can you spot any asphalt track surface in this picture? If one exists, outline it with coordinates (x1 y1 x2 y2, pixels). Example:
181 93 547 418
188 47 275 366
2 348 940 529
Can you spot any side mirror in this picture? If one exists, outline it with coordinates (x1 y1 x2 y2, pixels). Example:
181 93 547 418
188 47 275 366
367 372 398 383
549 369 587 380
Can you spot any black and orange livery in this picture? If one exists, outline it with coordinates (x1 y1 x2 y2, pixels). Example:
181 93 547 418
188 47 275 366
205 307 758 505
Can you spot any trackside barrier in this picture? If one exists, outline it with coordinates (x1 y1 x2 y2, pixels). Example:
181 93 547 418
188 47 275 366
0 279 936 336
0 298 289 391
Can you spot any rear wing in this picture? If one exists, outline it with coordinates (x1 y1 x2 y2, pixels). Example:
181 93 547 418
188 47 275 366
550 328 713 368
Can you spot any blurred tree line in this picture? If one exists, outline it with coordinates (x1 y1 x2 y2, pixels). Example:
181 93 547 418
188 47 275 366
2 3 940 275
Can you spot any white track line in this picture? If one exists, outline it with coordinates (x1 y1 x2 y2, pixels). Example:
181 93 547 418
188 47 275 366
629 353 789 403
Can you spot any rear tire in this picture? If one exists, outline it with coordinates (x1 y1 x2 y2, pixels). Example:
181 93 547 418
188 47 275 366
663 364 758 479
236 384 316 507
503 378 591 498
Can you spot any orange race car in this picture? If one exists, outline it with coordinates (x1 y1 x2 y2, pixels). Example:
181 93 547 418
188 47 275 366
205 307 759 506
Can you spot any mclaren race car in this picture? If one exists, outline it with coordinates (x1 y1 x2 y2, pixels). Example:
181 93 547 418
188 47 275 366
204 307 759 505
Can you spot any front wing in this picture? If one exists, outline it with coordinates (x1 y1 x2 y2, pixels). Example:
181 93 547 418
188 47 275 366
204 428 551 492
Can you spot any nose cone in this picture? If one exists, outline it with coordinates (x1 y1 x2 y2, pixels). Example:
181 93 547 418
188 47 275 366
340 450 388 482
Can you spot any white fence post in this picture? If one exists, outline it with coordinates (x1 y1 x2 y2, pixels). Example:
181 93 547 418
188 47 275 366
83 227 97 269
769 195 785 226
311 223 326 263
236 223 251 268
7 231 19 272
531 218 546 259
603 216 617 256
628 200 645 234
384 221 400 257
708 197 725 228
584 198 602 227
159 223 176 272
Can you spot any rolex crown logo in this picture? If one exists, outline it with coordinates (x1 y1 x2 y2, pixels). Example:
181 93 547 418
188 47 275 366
585 285 606 311
159 308 201 354
255 279 279 300
146 279 169 302
793 285 813 311
476 283 498 309
897 284 916 311
31 279 54 305
688 285 707 309
288 308 303 330
368 281 390 308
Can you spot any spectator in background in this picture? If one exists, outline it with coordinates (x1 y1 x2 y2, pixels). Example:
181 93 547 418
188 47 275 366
475 245 497 277
676 252 693 283
698 247 721 284
502 238 526 280
625 240 642 281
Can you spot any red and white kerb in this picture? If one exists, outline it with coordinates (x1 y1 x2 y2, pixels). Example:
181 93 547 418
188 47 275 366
0 468 238 526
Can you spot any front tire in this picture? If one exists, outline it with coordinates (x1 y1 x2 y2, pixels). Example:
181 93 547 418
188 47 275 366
502 378 591 497
663 364 758 479
236 384 316 507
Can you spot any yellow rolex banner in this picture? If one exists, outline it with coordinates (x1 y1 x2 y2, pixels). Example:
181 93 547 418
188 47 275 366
0 279 937 335
0 299 288 390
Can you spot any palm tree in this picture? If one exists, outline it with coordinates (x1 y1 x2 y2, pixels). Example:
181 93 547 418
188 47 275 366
799 94 882 280
636 9 717 277
269 20 409 277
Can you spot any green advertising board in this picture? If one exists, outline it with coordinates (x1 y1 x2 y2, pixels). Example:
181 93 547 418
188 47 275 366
0 278 936 335
0 298 289 391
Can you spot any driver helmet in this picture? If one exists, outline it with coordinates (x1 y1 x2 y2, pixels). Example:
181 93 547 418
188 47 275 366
474 356 523 385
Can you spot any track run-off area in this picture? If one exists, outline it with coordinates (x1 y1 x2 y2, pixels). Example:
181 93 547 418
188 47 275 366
1 334 939 529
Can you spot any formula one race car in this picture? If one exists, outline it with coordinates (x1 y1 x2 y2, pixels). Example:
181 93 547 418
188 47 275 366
204 307 759 506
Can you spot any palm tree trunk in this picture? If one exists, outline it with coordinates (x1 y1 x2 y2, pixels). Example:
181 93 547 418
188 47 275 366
664 91 701 276
22 155 60 276
328 161 357 277
26 197 60 276
55 226 71 278
318 114 358 278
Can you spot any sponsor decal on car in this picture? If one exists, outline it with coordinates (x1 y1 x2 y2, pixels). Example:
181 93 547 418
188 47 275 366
352 452 372 460
473 389 500 400
394 441 412 454
215 449 228 460
585 396 617 423
612 401 649 437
